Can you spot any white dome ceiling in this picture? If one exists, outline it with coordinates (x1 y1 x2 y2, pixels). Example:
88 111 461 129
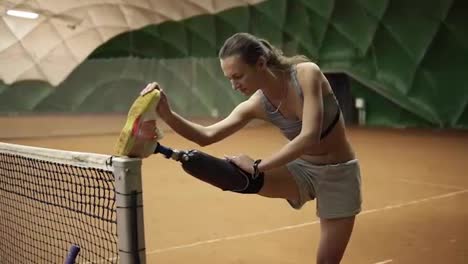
0 0 264 86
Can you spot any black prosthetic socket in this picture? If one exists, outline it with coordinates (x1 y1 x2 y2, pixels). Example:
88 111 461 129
154 143 263 193
181 150 264 193
154 143 264 193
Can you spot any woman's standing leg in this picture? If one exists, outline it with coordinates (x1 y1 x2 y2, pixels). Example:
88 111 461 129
317 216 355 264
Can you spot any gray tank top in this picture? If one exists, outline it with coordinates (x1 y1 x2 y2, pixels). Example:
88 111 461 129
260 66 341 140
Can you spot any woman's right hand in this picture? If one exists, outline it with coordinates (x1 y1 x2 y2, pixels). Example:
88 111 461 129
141 82 172 119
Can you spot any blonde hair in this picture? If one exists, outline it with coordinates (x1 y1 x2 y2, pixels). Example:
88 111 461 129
218 32 310 72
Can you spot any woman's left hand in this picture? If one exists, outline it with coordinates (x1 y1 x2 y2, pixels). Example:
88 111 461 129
224 154 255 174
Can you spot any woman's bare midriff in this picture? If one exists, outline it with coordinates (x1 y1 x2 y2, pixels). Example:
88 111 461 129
300 116 356 165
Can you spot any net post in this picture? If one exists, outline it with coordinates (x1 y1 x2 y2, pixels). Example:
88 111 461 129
112 157 146 264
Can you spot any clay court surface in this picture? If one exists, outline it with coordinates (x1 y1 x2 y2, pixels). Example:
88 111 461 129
2 116 467 264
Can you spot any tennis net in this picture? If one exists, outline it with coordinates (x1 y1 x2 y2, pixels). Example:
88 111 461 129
0 142 146 263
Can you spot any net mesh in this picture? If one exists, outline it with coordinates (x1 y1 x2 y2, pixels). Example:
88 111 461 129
0 145 118 263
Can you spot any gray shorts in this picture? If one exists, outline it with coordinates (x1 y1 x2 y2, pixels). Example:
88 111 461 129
286 158 362 219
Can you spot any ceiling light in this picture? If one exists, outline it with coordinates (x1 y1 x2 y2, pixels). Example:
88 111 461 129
6 9 39 19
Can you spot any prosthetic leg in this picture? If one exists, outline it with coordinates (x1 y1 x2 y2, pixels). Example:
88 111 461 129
114 89 262 193
154 143 264 194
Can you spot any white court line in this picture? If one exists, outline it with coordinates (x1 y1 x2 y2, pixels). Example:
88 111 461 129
148 189 468 255
374 259 392 264
395 178 464 190
149 220 320 254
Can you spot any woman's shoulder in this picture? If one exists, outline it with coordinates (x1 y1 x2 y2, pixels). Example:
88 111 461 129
293 62 323 88
294 62 321 74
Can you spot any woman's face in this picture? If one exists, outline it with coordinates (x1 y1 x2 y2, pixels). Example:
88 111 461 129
220 55 263 96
